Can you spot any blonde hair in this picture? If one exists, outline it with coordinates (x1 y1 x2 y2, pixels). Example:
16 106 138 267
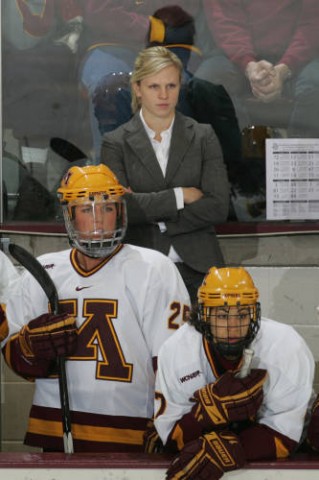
131 46 183 113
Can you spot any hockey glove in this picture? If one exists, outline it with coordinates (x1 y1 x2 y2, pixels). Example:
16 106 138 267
19 313 77 360
307 394 319 451
166 430 245 480
191 369 267 430
143 420 164 453
0 304 8 342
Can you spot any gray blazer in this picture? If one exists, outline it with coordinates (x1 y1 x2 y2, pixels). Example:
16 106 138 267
101 111 230 273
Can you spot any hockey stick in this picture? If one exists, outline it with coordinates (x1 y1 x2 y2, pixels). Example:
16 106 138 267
237 348 254 378
7 242 74 454
50 137 88 162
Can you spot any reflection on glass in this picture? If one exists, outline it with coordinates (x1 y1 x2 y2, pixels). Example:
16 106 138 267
2 1 319 223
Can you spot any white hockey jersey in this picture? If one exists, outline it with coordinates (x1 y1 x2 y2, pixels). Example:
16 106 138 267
4 244 190 451
155 318 315 446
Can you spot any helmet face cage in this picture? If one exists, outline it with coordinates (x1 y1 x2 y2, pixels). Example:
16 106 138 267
62 194 127 258
197 302 260 358
194 267 261 358
57 165 127 258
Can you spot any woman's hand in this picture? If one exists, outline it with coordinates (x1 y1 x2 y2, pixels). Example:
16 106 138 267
182 187 203 204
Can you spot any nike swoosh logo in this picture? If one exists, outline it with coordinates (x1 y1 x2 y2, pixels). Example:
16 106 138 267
75 286 92 291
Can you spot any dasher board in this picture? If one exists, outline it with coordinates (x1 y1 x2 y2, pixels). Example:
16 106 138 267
0 452 318 479
0 467 319 480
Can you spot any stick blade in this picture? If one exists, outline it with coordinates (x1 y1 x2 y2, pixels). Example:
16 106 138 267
50 137 87 162
63 432 74 454
8 243 59 314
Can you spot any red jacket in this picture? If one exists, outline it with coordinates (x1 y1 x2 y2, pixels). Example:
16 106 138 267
81 0 201 47
16 0 83 36
203 0 319 73
16 1 201 46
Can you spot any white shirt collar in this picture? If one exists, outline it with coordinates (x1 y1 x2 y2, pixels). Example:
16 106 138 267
139 109 175 142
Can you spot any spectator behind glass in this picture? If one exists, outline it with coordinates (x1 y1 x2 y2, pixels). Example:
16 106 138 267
101 46 230 304
78 1 202 162
93 5 242 195
154 267 315 479
196 0 319 137
3 0 84 163
2 0 85 221
92 4 202 138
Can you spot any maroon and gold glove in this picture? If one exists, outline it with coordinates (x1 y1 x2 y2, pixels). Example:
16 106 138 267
191 369 267 430
166 430 245 480
0 304 8 342
143 420 164 453
307 394 319 451
19 313 77 360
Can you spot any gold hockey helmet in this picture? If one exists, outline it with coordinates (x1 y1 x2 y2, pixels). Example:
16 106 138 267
57 164 127 258
57 164 125 203
194 267 260 358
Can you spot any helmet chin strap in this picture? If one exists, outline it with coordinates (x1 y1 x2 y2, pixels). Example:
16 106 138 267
214 339 248 360
77 238 119 258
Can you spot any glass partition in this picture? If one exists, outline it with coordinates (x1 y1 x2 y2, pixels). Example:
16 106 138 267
1 1 319 230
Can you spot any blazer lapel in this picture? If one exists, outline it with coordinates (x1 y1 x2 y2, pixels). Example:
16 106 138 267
125 114 165 185
165 113 195 184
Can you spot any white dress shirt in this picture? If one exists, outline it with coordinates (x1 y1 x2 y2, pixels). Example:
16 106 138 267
140 109 183 262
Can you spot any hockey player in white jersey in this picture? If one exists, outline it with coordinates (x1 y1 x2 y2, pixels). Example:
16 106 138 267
154 266 315 479
0 250 20 341
2 164 190 452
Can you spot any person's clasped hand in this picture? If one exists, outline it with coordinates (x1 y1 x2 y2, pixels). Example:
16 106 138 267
246 60 291 103
182 187 204 204
246 60 274 86
18 313 78 360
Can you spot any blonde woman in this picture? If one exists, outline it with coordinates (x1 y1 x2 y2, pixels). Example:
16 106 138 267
101 46 230 303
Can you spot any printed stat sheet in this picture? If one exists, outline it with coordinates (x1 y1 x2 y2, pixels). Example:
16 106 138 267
266 139 319 220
